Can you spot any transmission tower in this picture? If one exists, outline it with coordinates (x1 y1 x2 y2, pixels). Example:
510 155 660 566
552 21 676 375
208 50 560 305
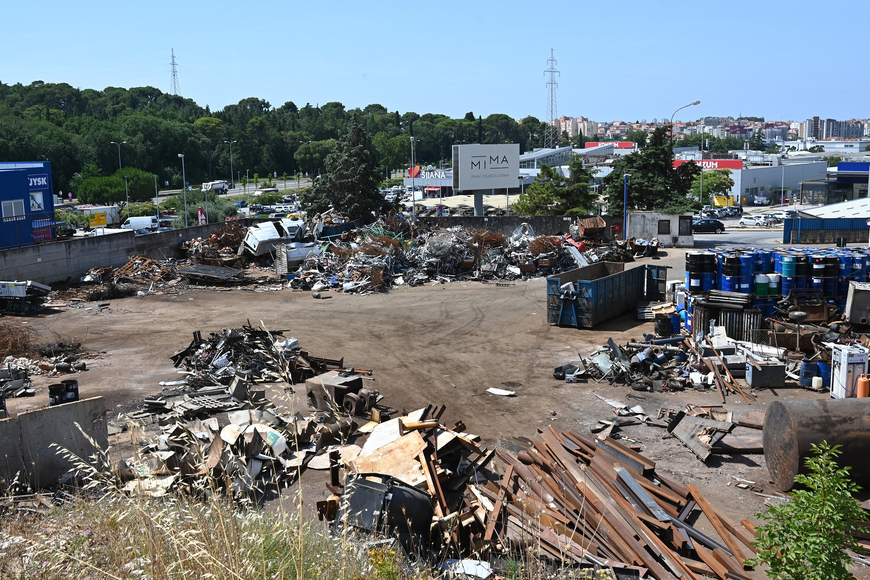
170 49 180 95
543 49 560 149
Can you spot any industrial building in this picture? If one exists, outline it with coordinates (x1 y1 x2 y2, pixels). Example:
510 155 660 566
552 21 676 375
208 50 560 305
0 161 56 250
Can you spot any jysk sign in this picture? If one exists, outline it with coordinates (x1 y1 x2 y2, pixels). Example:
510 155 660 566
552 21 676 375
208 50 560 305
28 174 49 189
453 144 519 191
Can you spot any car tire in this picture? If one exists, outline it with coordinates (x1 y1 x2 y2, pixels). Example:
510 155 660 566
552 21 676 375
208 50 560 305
715 228 722 234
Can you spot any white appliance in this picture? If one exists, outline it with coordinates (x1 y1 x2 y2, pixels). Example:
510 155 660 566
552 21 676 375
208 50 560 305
831 344 869 399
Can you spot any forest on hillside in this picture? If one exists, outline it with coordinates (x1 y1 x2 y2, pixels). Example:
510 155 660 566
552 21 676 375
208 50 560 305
0 80 582 195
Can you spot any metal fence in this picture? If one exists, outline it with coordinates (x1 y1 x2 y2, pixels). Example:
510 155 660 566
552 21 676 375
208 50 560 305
782 217 869 244
0 212 59 250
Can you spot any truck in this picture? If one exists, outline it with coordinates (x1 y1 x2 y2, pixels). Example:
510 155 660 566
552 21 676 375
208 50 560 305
79 205 121 227
202 180 230 194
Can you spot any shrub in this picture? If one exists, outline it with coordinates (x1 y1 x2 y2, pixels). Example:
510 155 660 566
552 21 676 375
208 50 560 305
749 442 866 579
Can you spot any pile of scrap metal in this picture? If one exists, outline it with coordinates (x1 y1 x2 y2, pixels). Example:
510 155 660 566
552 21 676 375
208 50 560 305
170 324 369 389
661 405 764 462
0 363 32 399
115 326 384 496
554 331 766 405
320 411 759 580
118 404 361 498
181 223 247 267
286 222 640 294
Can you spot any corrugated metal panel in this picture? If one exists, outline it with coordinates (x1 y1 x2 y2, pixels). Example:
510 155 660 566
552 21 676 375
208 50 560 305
823 218 853 230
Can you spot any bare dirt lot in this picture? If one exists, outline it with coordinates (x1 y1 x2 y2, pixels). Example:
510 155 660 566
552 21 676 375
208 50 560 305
3 253 840 561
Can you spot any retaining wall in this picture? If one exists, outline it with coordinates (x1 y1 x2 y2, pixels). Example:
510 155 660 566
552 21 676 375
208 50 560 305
1 397 108 488
0 221 254 285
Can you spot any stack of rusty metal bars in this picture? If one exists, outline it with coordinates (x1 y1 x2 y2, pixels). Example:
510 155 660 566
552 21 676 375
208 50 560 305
471 427 759 580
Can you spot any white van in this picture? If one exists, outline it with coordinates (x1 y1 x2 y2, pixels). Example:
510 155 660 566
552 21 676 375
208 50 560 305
120 216 158 230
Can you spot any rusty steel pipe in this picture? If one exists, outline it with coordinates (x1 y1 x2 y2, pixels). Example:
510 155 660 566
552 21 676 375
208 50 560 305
763 398 870 491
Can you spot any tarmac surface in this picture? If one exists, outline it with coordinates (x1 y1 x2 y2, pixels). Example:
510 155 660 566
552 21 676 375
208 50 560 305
5 248 856 573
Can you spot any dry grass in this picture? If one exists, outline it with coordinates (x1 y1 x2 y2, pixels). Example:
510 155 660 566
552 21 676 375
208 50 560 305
0 322 36 359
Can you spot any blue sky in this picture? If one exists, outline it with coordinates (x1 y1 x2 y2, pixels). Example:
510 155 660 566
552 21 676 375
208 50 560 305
3 0 864 123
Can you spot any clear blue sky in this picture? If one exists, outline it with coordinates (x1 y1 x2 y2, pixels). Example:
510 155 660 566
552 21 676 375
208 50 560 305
4 0 865 124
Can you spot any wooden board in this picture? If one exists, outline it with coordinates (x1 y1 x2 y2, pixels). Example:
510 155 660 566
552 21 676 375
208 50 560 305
349 430 426 487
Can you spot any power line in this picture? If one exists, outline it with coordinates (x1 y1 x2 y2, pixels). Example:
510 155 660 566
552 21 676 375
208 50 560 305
170 49 180 95
544 49 560 149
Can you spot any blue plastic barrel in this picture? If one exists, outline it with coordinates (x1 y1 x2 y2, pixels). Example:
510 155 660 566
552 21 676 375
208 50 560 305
816 361 831 388
701 272 716 292
781 276 795 296
758 250 773 274
739 253 756 277
800 360 819 388
721 275 740 293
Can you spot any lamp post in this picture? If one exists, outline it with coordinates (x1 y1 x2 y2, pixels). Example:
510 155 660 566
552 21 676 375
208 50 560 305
178 154 188 227
623 174 630 240
124 175 130 219
669 101 700 156
224 140 236 189
110 141 126 171
410 136 416 217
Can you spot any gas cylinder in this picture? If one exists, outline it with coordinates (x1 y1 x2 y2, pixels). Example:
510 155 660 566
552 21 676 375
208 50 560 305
858 373 870 398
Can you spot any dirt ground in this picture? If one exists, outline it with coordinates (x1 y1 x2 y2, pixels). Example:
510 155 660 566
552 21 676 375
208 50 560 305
3 248 849 571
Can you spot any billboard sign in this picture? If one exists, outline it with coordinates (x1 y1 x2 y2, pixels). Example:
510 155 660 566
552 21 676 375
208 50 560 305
452 144 519 191
585 142 635 149
673 159 743 170
88 212 107 227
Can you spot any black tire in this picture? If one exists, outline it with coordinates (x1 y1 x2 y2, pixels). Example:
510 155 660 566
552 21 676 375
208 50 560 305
715 228 723 234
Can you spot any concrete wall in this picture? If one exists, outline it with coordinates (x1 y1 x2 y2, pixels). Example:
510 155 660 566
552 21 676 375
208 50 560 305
418 215 621 237
16 397 107 488
0 417 24 488
626 212 694 247
0 221 254 285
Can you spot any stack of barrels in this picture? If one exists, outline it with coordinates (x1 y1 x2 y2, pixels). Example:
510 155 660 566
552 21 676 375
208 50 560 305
682 248 870 331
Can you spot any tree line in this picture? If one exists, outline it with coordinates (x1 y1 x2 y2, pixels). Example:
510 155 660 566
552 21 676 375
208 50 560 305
0 80 589 200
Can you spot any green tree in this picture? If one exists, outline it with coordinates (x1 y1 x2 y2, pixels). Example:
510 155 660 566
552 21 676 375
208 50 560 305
299 119 387 219
824 156 842 167
602 126 701 215
625 130 648 148
689 169 734 206
808 145 825 153
749 442 865 580
748 130 766 151
512 157 597 216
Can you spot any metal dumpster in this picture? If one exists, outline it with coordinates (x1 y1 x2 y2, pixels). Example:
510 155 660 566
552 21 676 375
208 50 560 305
547 262 667 328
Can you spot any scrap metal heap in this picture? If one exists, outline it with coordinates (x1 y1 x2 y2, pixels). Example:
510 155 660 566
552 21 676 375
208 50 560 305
288 220 635 294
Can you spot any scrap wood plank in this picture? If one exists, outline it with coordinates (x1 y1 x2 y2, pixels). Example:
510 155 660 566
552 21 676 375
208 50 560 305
348 430 426 487
483 464 513 542
688 484 748 566
418 450 447 518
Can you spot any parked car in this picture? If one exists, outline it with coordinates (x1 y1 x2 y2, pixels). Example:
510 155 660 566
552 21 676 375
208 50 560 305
132 228 152 236
234 200 247 208
762 213 782 224
692 219 725 234
753 195 771 206
268 212 287 219
739 216 771 226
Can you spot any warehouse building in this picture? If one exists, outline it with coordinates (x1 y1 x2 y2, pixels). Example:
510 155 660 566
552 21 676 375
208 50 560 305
0 161 56 249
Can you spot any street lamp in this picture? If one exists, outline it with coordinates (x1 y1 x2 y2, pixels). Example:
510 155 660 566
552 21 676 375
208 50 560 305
124 175 130 219
224 140 236 189
178 154 188 227
623 174 630 240
110 141 126 171
410 136 416 217
669 101 700 156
